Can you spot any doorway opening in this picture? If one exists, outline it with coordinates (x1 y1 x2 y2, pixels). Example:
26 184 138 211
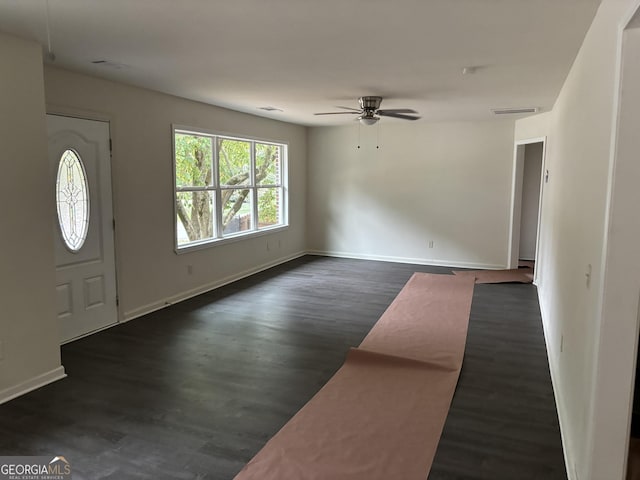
508 138 546 280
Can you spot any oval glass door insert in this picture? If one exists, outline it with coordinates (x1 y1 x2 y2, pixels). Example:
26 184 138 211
56 149 90 252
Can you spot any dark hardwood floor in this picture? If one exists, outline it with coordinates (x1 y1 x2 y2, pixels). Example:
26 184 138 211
0 256 565 479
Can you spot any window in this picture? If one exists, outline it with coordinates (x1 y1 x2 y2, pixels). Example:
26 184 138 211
174 128 287 250
56 149 90 252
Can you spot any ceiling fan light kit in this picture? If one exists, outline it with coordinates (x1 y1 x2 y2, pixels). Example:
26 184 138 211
358 115 379 126
314 96 420 125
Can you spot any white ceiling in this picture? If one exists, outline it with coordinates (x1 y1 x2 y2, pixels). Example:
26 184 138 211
0 0 601 126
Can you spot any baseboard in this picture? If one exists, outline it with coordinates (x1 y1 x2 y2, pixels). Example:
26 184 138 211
538 289 574 480
123 251 306 321
0 366 67 405
306 249 506 271
124 250 505 321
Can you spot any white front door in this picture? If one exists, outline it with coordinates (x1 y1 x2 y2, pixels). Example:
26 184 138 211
47 115 118 343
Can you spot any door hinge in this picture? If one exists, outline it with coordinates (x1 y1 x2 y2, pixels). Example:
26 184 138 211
112 218 116 231
116 296 119 306
109 138 113 152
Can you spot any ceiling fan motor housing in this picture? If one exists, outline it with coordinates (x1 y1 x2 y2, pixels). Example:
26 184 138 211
359 96 382 112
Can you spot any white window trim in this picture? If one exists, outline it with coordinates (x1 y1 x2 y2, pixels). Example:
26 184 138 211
172 125 289 254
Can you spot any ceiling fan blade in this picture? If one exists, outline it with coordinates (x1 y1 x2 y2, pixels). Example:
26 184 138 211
314 111 361 115
377 108 418 114
377 111 421 120
336 105 362 112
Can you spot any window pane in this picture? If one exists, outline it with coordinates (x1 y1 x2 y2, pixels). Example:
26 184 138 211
222 188 252 235
218 138 251 186
175 133 212 187
258 187 281 228
56 149 90 252
256 143 281 186
176 191 214 245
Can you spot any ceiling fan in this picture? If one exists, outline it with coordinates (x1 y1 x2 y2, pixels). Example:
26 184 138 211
314 96 420 125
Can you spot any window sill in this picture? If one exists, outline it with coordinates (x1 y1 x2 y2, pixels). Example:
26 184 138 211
175 224 289 254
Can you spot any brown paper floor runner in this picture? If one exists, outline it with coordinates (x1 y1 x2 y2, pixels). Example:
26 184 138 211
233 273 475 480
359 273 474 369
452 267 534 284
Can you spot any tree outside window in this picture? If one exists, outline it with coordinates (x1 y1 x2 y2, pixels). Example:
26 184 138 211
174 129 286 249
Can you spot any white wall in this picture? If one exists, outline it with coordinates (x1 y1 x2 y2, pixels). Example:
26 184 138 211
519 143 543 260
515 112 551 141
0 34 64 402
515 1 640 478
307 120 515 269
44 67 307 320
589 22 640 480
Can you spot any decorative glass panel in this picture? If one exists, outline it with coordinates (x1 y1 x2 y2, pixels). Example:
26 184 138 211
221 188 252 235
218 138 251 186
56 149 90 252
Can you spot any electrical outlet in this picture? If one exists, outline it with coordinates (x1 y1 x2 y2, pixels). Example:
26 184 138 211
428 240 434 248
187 265 193 275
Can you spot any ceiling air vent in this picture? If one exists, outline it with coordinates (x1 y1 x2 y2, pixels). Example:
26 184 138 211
491 107 539 115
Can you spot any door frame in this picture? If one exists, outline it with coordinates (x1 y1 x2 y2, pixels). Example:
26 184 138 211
47 109 121 339
507 136 546 283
